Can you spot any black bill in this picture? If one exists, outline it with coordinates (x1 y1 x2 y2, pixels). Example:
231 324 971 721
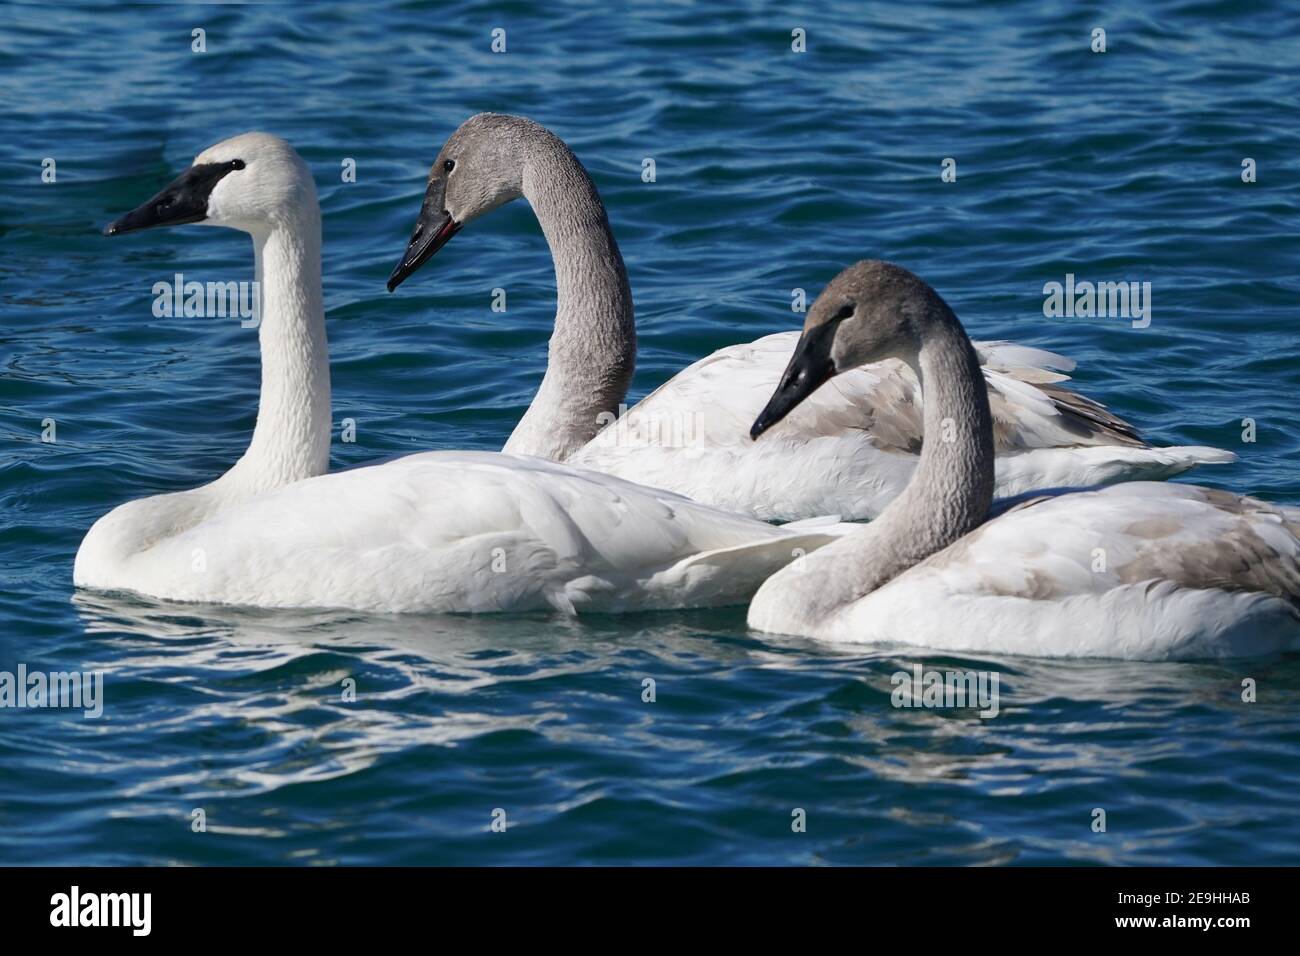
386 178 460 292
750 320 840 440
102 160 244 236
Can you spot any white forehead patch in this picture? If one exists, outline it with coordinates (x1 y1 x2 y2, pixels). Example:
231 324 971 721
194 131 293 166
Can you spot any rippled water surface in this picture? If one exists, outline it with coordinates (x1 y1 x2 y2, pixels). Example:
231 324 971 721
2 0 1298 865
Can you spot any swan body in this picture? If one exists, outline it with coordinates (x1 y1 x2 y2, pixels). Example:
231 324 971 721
752 482 1300 659
76 133 845 614
747 261 1299 660
76 450 847 613
389 113 1232 522
568 331 1232 521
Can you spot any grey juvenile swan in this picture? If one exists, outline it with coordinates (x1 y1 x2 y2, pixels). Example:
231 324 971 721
746 260 1300 660
387 113 1232 522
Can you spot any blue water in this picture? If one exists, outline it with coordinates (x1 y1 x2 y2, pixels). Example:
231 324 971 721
2 0 1299 865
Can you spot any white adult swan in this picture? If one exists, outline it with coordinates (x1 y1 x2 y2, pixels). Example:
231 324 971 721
74 133 851 614
747 261 1300 660
386 113 1232 521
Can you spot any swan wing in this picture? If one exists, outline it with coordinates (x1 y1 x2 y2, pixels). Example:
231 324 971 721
587 330 1131 455
837 482 1300 659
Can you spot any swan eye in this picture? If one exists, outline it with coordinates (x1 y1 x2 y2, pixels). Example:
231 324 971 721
832 304 855 321
443 159 456 173
230 159 245 170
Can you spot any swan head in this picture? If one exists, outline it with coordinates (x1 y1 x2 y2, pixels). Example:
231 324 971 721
752 260 941 439
387 112 544 291
103 132 315 237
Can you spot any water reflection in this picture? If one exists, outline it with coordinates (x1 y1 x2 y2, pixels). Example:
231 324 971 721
65 589 1300 865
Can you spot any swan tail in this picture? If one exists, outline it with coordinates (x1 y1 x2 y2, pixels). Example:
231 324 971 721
995 444 1237 499
641 528 847 609
1121 444 1238 481
1159 445 1238 466
781 514 862 535
1098 445 1239 485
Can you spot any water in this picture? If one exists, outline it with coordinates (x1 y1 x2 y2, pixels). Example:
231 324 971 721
2 0 1298 865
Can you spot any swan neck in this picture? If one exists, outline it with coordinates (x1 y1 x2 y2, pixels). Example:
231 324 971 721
74 201 333 584
503 138 635 461
757 303 994 630
225 209 331 493
903 316 997 538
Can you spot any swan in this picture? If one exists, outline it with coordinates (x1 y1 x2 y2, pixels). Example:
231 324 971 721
386 113 1233 522
74 133 853 614
746 260 1300 660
